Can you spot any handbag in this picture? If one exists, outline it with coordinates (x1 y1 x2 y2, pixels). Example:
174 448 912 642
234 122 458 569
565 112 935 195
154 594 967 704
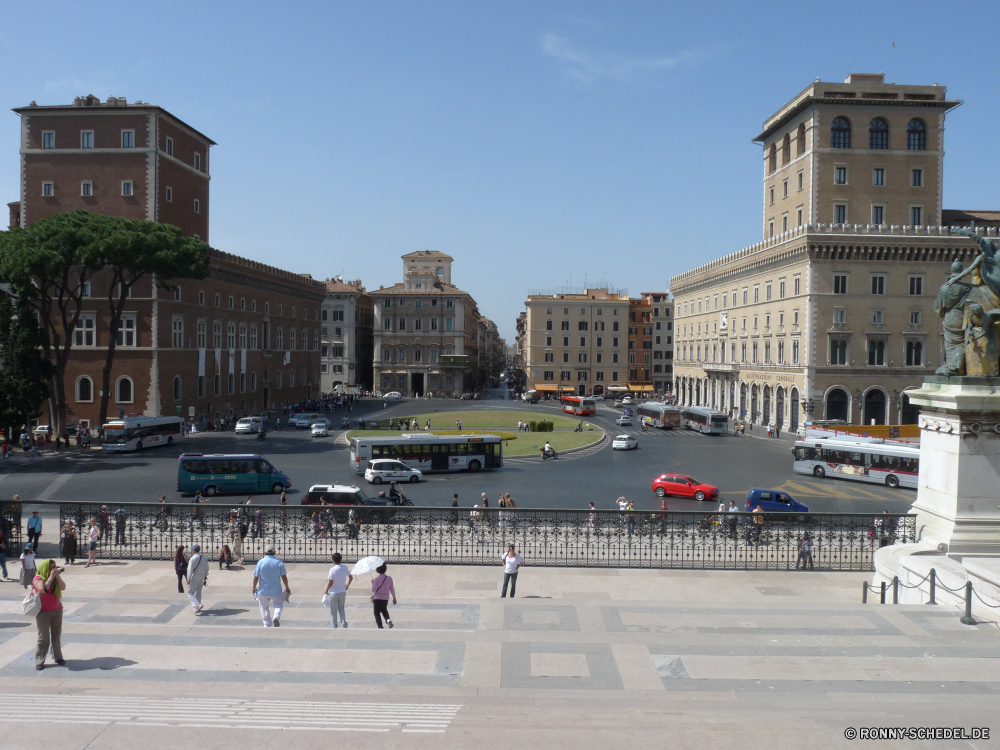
22 588 41 617
321 593 330 608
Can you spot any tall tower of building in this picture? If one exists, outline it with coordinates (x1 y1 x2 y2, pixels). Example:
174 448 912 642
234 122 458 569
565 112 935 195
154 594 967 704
11 94 214 240
754 73 960 238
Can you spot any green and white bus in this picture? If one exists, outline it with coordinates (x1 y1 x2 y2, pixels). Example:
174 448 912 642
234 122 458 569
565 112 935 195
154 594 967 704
176 453 292 496
102 416 184 452
350 433 504 475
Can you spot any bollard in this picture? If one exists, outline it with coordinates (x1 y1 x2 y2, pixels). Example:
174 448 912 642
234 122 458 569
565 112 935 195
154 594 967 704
880 581 886 604
927 568 937 605
892 576 899 604
862 581 868 604
960 581 976 625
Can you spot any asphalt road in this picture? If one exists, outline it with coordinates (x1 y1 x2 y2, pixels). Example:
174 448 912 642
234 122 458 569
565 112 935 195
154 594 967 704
0 387 915 514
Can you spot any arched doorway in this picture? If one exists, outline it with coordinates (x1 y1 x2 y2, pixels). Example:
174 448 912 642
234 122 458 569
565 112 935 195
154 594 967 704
750 384 759 423
790 388 799 432
687 380 693 405
864 389 886 425
775 386 785 429
740 383 747 417
826 388 849 421
900 392 920 424
695 380 701 405
762 385 771 425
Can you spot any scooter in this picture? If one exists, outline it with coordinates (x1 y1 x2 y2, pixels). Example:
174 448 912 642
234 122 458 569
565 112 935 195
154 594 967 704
541 447 559 460
256 429 267 441
377 490 414 506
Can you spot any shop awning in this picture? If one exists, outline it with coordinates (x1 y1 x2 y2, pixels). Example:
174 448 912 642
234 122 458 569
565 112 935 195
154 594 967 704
559 386 577 392
628 383 654 392
607 386 629 392
535 384 558 392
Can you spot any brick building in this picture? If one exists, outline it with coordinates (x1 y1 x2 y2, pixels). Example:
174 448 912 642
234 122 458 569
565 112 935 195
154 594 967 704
48 251 324 429
11 94 212 240
641 292 674 395
7 95 324 428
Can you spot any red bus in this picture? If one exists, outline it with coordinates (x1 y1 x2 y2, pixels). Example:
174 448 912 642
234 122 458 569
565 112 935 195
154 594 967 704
561 395 597 416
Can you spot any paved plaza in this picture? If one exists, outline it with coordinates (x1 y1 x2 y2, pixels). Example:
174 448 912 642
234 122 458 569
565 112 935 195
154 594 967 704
0 556 997 749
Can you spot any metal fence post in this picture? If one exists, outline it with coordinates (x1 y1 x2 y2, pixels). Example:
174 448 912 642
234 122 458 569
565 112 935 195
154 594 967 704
927 568 937 605
880 581 886 604
862 581 869 604
892 576 899 604
960 581 976 625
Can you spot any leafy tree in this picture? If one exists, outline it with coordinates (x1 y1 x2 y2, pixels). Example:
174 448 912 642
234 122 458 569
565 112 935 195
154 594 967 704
0 290 53 439
0 211 104 433
82 218 209 426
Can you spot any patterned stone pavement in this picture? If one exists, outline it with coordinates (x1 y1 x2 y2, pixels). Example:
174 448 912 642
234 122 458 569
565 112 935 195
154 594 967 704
0 559 998 749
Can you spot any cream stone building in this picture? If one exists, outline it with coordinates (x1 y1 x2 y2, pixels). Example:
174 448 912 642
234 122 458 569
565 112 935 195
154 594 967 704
320 277 373 394
671 73 996 430
371 251 479 397
522 288 632 397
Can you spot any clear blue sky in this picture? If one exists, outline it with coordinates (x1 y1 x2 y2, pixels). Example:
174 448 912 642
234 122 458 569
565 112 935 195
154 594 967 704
3 1 999 343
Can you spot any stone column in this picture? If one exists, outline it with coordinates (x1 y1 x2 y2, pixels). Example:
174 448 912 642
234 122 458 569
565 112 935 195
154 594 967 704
907 377 1000 556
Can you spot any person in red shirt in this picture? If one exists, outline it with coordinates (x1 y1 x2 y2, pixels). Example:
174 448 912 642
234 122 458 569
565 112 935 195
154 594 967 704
33 559 65 670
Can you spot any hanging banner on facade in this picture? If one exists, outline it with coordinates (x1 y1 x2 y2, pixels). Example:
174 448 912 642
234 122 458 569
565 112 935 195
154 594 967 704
241 349 246 374
229 349 235 375
215 348 222 374
283 351 291 366
198 348 205 377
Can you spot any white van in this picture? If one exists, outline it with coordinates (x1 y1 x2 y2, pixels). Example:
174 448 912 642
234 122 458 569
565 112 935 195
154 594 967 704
235 416 264 434
364 459 422 485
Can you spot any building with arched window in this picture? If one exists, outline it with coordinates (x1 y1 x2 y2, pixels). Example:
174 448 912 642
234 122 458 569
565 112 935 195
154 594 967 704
321 277 374 395
669 72 998 431
372 251 481 397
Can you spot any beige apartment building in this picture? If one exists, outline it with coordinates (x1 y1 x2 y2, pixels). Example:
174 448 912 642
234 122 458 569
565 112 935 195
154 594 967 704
320 277 374 394
671 73 993 430
522 288 632 396
371 251 479 397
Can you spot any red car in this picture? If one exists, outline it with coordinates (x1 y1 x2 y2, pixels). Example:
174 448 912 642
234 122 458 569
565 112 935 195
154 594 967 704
652 474 719 501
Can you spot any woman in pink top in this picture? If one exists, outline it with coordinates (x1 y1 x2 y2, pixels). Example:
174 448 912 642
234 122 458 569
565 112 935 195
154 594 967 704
33 559 65 670
371 563 396 629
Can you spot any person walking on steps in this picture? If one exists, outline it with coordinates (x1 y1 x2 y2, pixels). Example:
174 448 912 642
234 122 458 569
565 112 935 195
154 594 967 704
371 563 396 629
500 544 524 598
253 546 290 627
174 546 188 593
186 544 209 614
324 552 353 628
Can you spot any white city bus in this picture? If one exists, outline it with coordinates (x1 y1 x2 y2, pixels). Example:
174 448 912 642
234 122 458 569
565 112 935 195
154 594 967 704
349 433 503 474
637 402 682 429
102 416 184 452
792 437 919 489
681 407 729 435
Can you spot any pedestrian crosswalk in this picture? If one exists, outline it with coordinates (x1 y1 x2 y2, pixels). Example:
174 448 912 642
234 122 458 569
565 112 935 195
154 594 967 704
0 694 462 733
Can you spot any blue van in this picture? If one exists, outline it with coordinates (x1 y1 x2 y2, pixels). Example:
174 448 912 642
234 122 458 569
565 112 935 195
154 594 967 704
745 488 809 513
177 453 291 496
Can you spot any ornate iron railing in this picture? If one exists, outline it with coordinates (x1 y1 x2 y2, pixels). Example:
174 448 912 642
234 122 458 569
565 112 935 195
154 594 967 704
51 503 916 571
0 500 22 552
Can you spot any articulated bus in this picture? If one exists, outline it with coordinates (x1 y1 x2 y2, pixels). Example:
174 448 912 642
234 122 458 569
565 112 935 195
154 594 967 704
793 437 919 489
637 402 682 429
681 407 728 435
102 416 184 452
560 395 597 415
350 433 504 474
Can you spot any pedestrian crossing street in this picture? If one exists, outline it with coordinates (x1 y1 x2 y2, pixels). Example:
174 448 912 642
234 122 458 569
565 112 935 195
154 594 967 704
0 694 462 733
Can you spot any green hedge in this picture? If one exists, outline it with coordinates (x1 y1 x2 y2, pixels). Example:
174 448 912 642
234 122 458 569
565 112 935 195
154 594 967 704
529 420 554 432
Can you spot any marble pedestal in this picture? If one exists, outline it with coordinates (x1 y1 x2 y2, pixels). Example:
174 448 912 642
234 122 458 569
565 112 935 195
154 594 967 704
907 376 1000 557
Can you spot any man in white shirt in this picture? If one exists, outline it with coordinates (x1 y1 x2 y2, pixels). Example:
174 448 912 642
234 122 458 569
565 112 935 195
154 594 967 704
500 544 525 598
323 552 353 628
186 544 208 614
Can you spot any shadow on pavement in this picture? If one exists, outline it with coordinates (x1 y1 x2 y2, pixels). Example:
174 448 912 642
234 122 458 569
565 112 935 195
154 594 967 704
64 657 137 671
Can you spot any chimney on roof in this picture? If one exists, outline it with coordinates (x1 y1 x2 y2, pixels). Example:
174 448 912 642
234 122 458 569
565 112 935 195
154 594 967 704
845 73 885 85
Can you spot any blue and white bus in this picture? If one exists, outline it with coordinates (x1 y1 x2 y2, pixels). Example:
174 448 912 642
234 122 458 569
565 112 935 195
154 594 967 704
102 416 184 452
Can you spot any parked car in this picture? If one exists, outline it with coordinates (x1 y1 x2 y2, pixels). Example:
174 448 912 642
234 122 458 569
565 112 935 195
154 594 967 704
611 434 638 450
383 391 403 401
311 420 330 437
364 459 422 484
235 416 264 434
33 425 53 438
651 474 719 501
615 415 632 426
745 488 809 513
